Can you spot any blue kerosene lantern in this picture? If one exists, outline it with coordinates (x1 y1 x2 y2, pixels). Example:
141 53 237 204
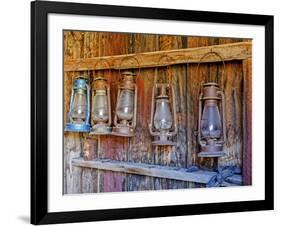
65 76 91 132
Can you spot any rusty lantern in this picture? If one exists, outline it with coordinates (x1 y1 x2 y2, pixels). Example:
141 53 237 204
90 59 112 135
112 56 140 137
198 82 226 157
197 51 226 157
149 55 177 146
149 84 177 145
90 76 112 135
112 71 138 137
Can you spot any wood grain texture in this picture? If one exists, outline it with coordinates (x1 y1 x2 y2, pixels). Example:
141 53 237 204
63 31 251 193
64 132 83 194
187 37 244 171
217 38 243 168
153 35 188 189
242 58 252 185
127 33 157 191
98 32 129 192
64 41 252 71
187 37 211 169
63 31 85 194
72 158 242 185
82 137 98 161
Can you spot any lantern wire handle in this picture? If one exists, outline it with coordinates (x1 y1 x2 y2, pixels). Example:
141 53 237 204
154 54 174 85
173 53 192 80
93 58 111 80
195 51 226 84
117 55 141 78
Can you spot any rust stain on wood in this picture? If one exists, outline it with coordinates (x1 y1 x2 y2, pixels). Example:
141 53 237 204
63 31 251 193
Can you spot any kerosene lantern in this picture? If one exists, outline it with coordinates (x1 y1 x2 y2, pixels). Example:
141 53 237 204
112 71 137 137
149 55 177 146
198 82 226 157
149 83 177 145
90 76 112 135
65 75 91 132
90 58 112 135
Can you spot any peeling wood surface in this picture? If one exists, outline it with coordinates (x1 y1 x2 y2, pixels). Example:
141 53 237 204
64 31 100 194
153 35 190 190
98 33 130 193
242 58 252 185
64 41 252 71
127 33 157 191
72 158 242 185
187 37 244 170
63 31 251 194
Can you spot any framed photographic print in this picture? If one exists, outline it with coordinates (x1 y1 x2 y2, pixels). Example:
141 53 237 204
31 0 274 224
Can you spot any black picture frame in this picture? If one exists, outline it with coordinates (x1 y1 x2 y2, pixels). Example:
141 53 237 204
31 0 274 224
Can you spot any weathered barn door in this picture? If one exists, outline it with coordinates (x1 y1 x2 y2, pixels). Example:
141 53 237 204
63 31 251 194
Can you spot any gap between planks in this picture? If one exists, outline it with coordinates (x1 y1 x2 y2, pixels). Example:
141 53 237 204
64 41 252 72
72 158 242 186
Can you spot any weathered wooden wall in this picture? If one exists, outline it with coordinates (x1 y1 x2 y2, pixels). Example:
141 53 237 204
63 31 251 194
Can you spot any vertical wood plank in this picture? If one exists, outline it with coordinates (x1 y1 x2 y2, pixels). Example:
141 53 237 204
127 34 157 191
187 37 244 170
187 37 211 169
217 38 243 168
154 35 188 189
99 32 129 192
81 137 99 193
64 31 85 194
64 133 83 194
79 32 100 193
242 58 252 185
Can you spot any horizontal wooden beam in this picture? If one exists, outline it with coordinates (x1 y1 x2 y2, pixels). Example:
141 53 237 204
72 158 242 186
64 41 252 72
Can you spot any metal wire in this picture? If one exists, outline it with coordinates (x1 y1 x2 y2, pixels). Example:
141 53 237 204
154 54 174 85
117 55 141 78
195 51 226 83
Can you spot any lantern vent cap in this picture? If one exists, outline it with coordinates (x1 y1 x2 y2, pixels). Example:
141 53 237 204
202 82 219 87
121 71 136 76
74 77 87 88
94 76 107 81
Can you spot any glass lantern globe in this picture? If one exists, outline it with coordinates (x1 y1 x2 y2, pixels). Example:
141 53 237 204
92 89 109 123
149 84 177 146
200 101 222 139
116 89 135 122
153 97 173 132
90 76 112 135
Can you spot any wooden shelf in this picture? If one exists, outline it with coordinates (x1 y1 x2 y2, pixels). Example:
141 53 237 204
64 41 252 72
72 158 242 186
